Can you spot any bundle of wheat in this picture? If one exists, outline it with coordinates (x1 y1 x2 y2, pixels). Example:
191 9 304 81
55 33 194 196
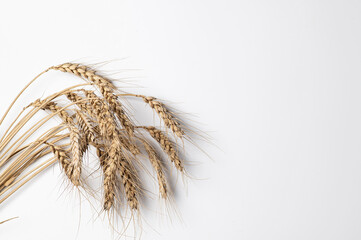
0 63 193 230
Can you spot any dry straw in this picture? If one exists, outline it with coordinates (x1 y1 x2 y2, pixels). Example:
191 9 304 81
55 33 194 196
0 63 196 232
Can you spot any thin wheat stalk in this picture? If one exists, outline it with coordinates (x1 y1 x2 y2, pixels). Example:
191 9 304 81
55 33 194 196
0 126 66 182
0 217 18 225
0 158 57 205
0 84 90 158
0 83 90 146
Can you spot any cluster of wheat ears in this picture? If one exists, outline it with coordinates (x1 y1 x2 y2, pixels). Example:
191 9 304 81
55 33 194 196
0 63 193 226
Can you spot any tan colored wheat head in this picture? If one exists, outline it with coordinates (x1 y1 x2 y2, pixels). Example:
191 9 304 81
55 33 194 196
0 63 194 223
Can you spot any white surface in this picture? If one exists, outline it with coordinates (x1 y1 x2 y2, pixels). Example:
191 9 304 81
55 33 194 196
1 0 361 239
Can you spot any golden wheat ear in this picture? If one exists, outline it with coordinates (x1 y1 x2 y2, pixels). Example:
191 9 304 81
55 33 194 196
0 62 201 234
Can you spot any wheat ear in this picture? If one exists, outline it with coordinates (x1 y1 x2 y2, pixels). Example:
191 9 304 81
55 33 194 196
139 139 167 198
48 144 71 178
117 154 139 210
51 63 135 136
142 126 184 172
142 96 184 138
68 126 81 186
102 141 118 210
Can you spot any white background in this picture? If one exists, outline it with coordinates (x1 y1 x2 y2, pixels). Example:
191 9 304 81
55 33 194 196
1 0 361 239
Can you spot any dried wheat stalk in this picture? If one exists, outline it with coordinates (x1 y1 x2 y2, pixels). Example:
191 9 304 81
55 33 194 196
0 63 195 231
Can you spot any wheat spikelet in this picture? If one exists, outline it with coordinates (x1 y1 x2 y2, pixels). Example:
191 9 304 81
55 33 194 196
75 110 96 143
142 96 184 138
79 133 88 158
51 63 115 90
117 130 140 156
99 105 117 139
143 126 184 172
83 90 116 139
34 100 83 185
139 139 167 198
66 91 99 127
98 132 139 210
82 89 99 106
116 154 139 210
67 126 81 186
66 91 90 113
102 140 118 210
105 92 134 136
52 63 134 136
35 100 74 125
48 144 71 179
